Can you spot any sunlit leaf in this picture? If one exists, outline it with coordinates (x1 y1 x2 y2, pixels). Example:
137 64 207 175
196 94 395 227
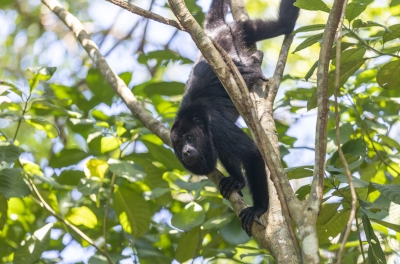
202 213 235 230
25 118 59 138
108 159 146 182
294 0 330 12
77 178 102 195
376 60 400 90
14 223 52 264
113 188 150 237
27 67 56 91
171 202 205 231
85 159 108 179
66 206 98 228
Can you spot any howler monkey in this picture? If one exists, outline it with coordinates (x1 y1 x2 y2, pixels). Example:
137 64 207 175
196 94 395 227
170 0 299 236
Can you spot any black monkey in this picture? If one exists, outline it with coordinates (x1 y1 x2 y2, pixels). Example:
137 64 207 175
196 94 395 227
170 0 299 236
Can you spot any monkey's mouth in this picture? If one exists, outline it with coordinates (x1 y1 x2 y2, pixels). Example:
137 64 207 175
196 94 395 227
183 156 197 166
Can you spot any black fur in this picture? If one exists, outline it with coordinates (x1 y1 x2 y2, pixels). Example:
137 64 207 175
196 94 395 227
171 0 299 236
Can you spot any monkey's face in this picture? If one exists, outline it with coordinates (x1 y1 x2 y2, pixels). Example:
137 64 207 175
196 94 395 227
171 115 217 175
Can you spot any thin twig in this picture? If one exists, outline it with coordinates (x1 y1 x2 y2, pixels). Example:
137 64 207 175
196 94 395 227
28 179 115 264
335 2 357 262
13 91 32 142
105 0 184 31
355 215 367 262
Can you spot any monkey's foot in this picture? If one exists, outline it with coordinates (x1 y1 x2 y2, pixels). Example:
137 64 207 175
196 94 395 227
239 207 267 237
235 65 268 87
219 177 245 198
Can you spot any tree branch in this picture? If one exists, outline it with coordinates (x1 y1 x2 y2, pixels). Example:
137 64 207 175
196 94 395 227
334 2 357 263
41 0 171 146
302 0 346 262
105 0 184 31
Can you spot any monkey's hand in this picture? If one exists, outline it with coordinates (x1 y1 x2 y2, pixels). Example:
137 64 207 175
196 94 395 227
239 206 267 237
219 176 245 198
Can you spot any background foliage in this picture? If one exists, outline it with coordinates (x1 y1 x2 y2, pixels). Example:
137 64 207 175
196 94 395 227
1 0 400 263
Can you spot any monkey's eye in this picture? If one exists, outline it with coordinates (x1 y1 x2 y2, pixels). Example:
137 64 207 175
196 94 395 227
193 117 203 125
177 142 182 148
187 135 193 141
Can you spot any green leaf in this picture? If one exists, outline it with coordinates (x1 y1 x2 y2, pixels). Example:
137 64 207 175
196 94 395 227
56 170 85 186
317 206 350 245
327 122 354 145
0 169 31 199
391 0 400 7
202 213 235 230
293 33 324 53
0 0 14 8
86 68 115 106
294 0 330 12
330 138 366 166
50 84 87 106
175 227 201 262
113 188 150 237
27 67 56 91
331 47 366 66
171 202 205 231
285 166 314 179
293 24 326 34
0 142 22 164
138 50 192 66
77 178 102 195
66 206 98 228
334 174 369 188
87 134 121 154
305 61 318 81
108 159 146 182
25 118 59 138
0 194 7 230
33 175 64 189
220 217 250 244
362 213 386 263
345 2 367 22
142 139 184 171
48 148 89 168
13 223 53 264
379 135 400 150
383 24 400 43
143 82 185 96
370 218 400 232
308 59 366 109
376 60 400 90
359 200 389 213
372 183 400 205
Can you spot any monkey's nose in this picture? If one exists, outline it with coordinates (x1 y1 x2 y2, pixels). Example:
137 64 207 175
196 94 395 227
183 149 196 158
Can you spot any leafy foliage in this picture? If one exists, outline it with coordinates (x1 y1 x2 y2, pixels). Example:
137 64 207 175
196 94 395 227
0 0 400 263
